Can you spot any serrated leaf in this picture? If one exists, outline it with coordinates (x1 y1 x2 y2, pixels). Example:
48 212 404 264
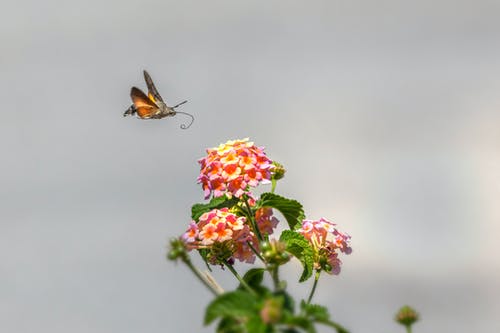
280 230 314 282
257 193 305 230
191 196 239 221
204 291 258 325
318 320 350 333
282 315 316 333
301 301 350 333
245 315 268 333
238 268 270 295
216 317 245 333
242 268 265 287
300 302 330 322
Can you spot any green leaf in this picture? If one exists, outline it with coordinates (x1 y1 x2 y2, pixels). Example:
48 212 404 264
282 315 316 333
191 195 239 221
238 268 270 295
300 301 350 333
245 315 268 333
300 302 329 322
216 317 245 333
242 268 265 288
204 291 258 325
257 193 305 230
318 320 350 333
280 230 314 282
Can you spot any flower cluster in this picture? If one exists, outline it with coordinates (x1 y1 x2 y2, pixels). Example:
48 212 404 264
197 138 273 199
181 208 257 263
298 218 352 274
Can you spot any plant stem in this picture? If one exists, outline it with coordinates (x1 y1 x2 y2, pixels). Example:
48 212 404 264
243 195 263 241
306 270 321 304
223 260 256 296
270 265 281 291
181 257 220 296
405 325 412 333
247 241 265 263
271 178 277 193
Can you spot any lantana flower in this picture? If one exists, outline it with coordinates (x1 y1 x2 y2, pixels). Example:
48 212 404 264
197 138 273 199
255 207 279 236
298 218 352 275
181 208 257 264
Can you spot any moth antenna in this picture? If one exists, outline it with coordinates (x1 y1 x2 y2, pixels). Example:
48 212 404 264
172 100 188 108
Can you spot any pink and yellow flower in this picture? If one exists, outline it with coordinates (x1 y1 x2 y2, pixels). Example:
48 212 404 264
181 208 256 264
198 138 273 199
297 218 352 275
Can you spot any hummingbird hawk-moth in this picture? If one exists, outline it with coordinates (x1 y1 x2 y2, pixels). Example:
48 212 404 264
124 70 194 129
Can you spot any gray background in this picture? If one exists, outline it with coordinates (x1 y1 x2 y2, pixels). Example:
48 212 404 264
2 1 500 332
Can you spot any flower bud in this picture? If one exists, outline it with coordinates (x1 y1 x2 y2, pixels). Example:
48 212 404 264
395 305 419 327
167 238 188 261
272 161 286 180
262 239 290 266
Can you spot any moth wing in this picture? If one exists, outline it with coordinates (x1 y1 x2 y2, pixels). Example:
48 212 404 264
130 87 160 119
143 70 164 103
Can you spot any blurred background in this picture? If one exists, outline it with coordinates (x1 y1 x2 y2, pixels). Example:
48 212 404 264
1 1 499 332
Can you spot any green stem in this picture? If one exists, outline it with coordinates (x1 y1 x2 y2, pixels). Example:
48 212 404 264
223 260 256 296
405 325 412 333
270 265 280 291
246 241 281 292
271 178 277 193
247 241 265 263
182 257 220 296
243 195 263 241
306 270 321 304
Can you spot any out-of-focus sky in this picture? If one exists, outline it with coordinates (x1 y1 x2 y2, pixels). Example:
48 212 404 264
1 1 500 332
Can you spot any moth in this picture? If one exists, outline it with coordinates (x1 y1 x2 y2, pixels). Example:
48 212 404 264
124 70 194 129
